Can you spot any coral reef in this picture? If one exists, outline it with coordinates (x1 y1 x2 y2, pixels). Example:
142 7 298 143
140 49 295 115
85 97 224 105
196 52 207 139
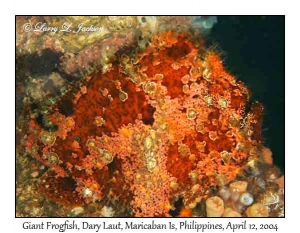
16 16 283 217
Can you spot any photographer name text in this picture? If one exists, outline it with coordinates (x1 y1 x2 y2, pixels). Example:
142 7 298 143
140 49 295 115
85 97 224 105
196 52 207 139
23 22 105 34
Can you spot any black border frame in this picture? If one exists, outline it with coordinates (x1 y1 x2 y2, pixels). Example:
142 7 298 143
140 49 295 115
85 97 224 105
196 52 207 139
15 15 286 219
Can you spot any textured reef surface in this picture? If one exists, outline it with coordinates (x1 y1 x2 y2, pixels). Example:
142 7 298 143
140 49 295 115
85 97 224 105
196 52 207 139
16 16 284 217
